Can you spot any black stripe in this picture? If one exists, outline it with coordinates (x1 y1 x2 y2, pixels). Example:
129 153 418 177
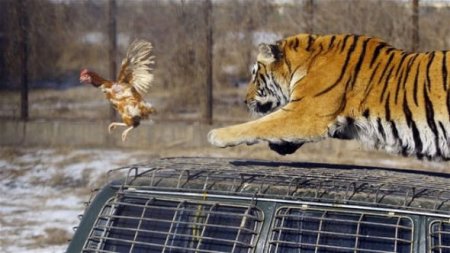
359 62 381 108
367 53 395 103
402 146 409 157
395 54 418 104
288 40 294 48
394 53 408 78
403 53 419 89
290 97 303 103
380 65 395 103
442 51 448 90
306 35 314 51
315 36 360 96
369 42 387 68
385 93 391 121
394 70 404 105
377 52 395 86
351 38 370 89
403 97 423 156
413 61 421 106
259 73 267 85
384 47 395 54
424 86 438 136
334 92 347 116
363 109 370 118
389 120 400 140
267 83 276 95
377 117 386 141
340 35 352 53
368 63 381 85
439 121 448 140
328 36 336 49
424 86 441 157
344 77 353 95
257 62 264 69
389 120 405 155
394 54 410 104
448 90 450 121
403 96 413 126
426 51 435 91
293 38 299 51
365 62 381 96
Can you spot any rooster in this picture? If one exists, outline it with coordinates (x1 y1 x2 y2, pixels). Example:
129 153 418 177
80 40 156 141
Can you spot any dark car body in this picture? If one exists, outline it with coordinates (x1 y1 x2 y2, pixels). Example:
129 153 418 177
67 157 450 253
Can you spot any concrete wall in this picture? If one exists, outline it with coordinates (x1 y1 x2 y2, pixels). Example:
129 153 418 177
0 119 214 148
2 119 447 172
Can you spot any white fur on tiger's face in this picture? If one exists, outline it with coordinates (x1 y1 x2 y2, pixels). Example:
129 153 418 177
245 62 290 116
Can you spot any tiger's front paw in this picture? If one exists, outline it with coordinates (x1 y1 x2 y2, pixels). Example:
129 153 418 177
207 128 257 147
207 128 231 147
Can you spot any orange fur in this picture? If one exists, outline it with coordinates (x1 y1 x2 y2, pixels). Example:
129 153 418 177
209 34 450 160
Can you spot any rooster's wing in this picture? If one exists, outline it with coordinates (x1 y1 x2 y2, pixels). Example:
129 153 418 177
117 40 155 95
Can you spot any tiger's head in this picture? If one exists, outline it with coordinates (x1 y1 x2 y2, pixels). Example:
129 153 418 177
245 34 317 116
245 43 289 116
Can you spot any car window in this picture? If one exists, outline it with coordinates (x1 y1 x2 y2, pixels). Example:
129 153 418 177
268 207 413 253
82 194 263 252
430 220 450 253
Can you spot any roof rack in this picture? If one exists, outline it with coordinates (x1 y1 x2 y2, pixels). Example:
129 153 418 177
106 157 450 216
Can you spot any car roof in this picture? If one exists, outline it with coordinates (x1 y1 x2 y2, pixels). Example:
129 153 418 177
106 157 450 216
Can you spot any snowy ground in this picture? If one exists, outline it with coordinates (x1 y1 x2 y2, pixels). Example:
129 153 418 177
1 145 449 253
0 148 154 253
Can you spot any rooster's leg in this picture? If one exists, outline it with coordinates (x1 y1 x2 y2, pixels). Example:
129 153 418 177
108 122 127 133
121 126 135 142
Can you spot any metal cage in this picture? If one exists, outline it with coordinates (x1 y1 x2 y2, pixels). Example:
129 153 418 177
268 207 413 253
83 196 263 253
106 158 450 216
430 220 450 253
69 158 450 253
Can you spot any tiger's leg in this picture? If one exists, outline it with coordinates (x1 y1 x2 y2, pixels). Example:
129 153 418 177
268 142 304 155
208 106 331 149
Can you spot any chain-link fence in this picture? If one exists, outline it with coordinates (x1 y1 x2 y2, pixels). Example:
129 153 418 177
1 0 450 122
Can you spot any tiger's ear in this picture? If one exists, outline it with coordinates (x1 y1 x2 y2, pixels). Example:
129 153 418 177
258 43 283 63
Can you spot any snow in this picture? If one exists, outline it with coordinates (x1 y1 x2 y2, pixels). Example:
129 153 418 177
0 148 150 253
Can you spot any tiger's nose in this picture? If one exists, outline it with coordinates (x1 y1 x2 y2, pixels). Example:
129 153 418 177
243 99 248 105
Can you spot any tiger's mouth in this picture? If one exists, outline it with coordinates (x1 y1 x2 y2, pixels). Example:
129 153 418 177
256 102 274 114
246 99 280 116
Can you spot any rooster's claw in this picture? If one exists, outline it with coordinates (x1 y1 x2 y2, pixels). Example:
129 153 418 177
108 122 127 134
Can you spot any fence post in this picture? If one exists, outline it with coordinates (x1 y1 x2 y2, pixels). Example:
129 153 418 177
306 0 314 34
108 0 117 121
18 0 29 121
203 0 213 125
412 0 419 51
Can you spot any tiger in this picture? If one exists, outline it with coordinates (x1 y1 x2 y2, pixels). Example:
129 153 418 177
208 33 450 161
